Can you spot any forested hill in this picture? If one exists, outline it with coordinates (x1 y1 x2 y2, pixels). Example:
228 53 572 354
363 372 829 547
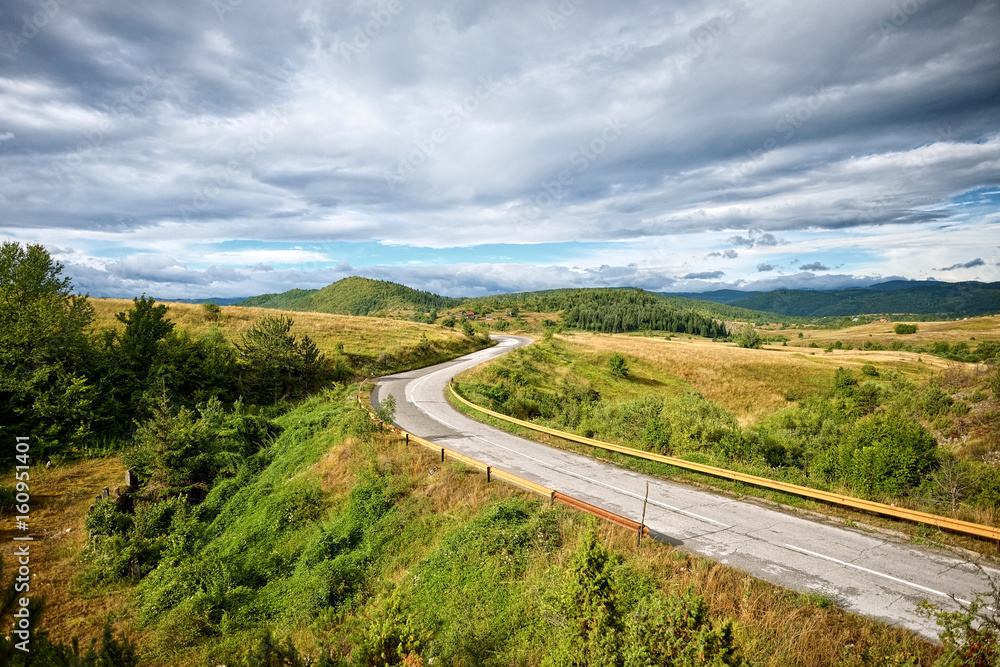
238 277 461 315
458 288 730 335
556 289 730 335
666 280 1000 317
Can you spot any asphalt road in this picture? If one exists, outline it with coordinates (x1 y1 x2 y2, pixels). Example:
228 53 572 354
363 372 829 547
372 335 999 640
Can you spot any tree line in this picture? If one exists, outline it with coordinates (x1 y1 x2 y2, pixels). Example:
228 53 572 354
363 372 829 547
0 242 337 463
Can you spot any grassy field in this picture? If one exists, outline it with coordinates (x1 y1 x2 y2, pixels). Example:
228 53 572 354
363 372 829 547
88 298 491 376
790 315 1000 349
486 331 946 426
9 390 942 666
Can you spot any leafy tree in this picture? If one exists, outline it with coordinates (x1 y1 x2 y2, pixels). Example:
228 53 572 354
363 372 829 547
734 323 762 349
833 410 939 497
0 242 96 457
608 353 630 379
91 296 178 436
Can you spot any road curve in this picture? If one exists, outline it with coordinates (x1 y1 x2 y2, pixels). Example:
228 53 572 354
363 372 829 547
372 335 998 640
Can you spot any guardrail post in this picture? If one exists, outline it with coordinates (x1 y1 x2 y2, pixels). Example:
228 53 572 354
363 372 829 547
487 466 491 482
441 448 445 462
405 433 409 444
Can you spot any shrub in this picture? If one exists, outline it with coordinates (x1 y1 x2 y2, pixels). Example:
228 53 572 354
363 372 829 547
894 323 918 334
608 353 629 379
835 411 939 497
734 324 762 349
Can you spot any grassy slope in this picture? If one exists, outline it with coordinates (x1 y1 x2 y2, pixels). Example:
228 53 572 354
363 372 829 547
452 328 1000 552
15 389 940 666
89 298 490 374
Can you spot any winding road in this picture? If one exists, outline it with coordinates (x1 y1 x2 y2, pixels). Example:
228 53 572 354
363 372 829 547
371 335 999 640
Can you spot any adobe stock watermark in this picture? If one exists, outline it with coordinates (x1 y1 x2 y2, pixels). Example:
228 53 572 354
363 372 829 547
511 116 627 228
179 111 289 221
545 0 585 31
50 66 167 183
4 0 73 57
673 0 750 73
383 75 508 192
877 0 930 37
858 124 959 224
333 0 405 63
717 85 832 196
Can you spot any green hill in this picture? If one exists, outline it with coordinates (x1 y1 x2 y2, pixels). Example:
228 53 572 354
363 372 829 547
726 281 1000 317
238 277 460 315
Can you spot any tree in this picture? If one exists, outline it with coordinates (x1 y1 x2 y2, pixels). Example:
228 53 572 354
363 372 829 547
93 296 176 435
235 316 327 404
608 353 629 379
0 242 96 456
734 323 762 349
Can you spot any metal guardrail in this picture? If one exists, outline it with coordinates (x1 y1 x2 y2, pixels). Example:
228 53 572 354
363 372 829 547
357 380 648 538
448 383 1000 543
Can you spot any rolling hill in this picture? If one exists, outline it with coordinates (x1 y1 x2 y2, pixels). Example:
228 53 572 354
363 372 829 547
664 280 1000 318
238 276 461 315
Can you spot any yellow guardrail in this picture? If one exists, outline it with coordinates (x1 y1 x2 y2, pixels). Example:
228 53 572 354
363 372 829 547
449 383 1000 543
357 380 648 537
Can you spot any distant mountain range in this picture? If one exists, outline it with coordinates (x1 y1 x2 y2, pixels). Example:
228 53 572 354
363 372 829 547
662 280 1000 317
215 277 1000 322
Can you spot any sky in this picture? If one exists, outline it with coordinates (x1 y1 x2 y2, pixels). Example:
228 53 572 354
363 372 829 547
1 0 999 299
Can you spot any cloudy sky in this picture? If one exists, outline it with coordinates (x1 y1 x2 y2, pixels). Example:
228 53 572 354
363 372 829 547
2 0 999 299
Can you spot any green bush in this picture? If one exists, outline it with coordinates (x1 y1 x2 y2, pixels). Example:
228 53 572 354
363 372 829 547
833 411 939 497
608 353 630 379
894 323 918 334
86 499 134 537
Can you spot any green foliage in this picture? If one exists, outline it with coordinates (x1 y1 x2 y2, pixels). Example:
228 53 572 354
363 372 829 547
201 301 221 322
608 353 630 379
545 528 745 667
559 289 728 336
235 315 328 404
239 276 460 316
375 394 396 424
918 575 1000 667
86 500 135 538
0 241 97 457
894 323 918 334
829 411 938 498
861 363 879 377
624 588 746 667
441 317 456 328
733 323 762 349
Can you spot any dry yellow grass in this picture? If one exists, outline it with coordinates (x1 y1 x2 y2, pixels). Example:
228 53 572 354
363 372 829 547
0 456 129 648
88 298 476 358
562 332 943 424
794 315 1000 349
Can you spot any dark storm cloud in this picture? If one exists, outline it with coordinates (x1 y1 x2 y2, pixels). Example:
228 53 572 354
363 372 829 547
683 271 725 280
939 258 985 271
800 262 830 271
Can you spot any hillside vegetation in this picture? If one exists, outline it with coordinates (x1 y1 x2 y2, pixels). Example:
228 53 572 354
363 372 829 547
238 277 460 315
5 386 944 666
454 331 1000 538
676 280 1000 318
